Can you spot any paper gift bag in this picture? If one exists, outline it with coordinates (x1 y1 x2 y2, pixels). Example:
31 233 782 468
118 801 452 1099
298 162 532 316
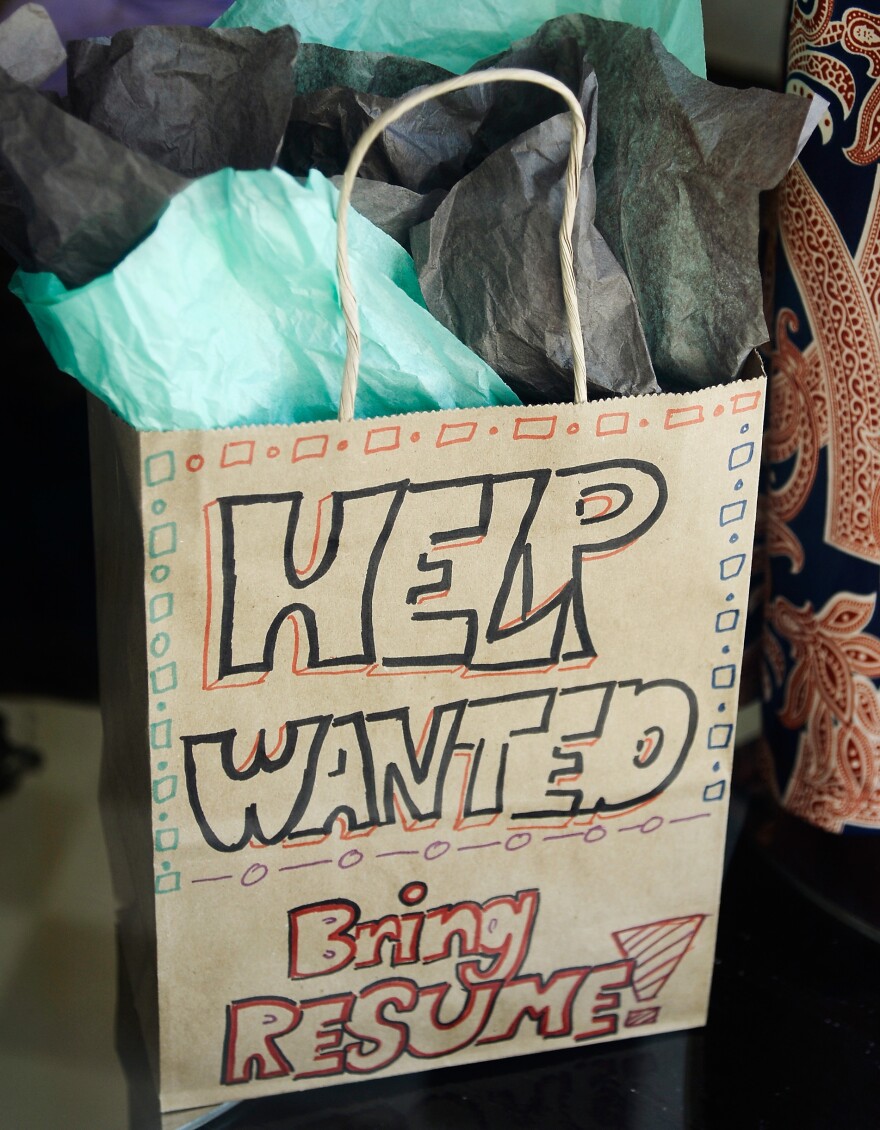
91 71 765 1113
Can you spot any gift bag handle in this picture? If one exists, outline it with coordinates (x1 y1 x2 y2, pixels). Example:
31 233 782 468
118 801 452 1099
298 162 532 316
335 67 589 422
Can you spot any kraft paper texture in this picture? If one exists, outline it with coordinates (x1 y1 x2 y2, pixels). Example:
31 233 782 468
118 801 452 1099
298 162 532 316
91 379 764 1111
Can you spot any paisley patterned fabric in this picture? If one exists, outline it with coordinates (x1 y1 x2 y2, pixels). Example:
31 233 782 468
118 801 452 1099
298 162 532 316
764 1 880 833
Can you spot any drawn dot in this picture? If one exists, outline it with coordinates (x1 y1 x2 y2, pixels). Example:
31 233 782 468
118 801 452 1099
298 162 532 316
740 424 749 434
267 446 280 459
729 534 739 544
722 645 731 654
424 840 450 861
157 761 168 771
726 593 735 602
151 499 166 516
336 440 348 451
718 703 727 713
713 405 725 417
566 423 579 435
161 861 171 872
735 479 744 490
399 881 428 906
713 761 721 773
151 565 170 583
338 848 363 870
489 426 499 436
241 862 268 887
159 811 169 822
505 832 532 852
410 432 421 443
149 632 171 659
157 701 167 712
186 454 204 472
639 419 649 428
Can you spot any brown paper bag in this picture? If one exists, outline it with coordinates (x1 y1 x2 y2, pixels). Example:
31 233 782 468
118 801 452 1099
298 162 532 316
91 70 765 1114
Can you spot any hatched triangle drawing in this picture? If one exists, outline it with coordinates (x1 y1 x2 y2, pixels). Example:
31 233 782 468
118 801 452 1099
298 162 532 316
612 915 707 1001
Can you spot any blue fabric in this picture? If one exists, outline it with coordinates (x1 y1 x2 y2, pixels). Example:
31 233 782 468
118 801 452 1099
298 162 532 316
764 1 880 834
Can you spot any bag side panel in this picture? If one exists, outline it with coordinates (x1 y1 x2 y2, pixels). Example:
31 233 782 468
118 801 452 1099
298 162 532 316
88 397 159 1083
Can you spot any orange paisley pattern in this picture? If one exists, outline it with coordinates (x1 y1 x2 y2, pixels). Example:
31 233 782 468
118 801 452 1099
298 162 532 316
789 3 880 164
764 3 880 832
766 594 880 830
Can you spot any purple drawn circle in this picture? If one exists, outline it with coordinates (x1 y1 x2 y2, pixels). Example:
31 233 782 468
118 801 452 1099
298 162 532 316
399 881 428 906
505 832 531 852
338 848 363 870
583 826 607 843
241 862 268 887
640 815 664 834
424 840 450 861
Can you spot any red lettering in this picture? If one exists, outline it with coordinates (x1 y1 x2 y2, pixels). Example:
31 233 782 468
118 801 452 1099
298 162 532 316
288 899 359 979
222 997 300 1084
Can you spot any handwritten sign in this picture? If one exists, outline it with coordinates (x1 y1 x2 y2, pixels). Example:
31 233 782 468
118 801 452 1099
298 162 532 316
91 378 763 1112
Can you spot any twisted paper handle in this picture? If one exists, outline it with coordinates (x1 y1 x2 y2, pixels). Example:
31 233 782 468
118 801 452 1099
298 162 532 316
335 67 588 422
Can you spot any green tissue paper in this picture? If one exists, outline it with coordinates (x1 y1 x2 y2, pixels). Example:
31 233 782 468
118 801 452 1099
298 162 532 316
12 167 518 431
213 0 706 78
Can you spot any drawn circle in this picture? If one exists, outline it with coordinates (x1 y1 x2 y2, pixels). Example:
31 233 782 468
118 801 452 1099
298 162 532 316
157 701 167 712
639 419 649 428
726 593 735 602
338 848 363 870
640 815 664 834
399 881 428 906
713 404 724 417
241 862 268 887
505 832 531 852
337 440 349 451
566 423 579 435
489 426 499 435
583 826 607 843
729 534 739 544
410 432 421 443
424 840 450 861
157 761 168 771
151 499 166 516
150 632 171 659
151 564 170 583
740 424 749 434
186 454 204 472
734 479 744 490
267 446 280 458
159 811 168 822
